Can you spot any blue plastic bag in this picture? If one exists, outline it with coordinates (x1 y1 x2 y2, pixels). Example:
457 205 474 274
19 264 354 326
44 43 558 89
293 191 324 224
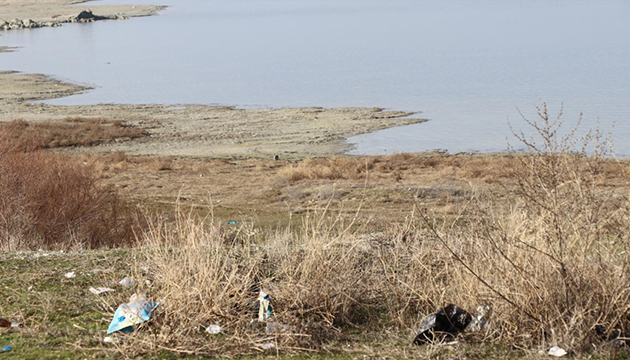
107 294 159 334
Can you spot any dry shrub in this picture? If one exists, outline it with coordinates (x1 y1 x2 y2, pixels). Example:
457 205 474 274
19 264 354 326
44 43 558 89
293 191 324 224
126 103 630 356
277 157 376 181
424 103 630 350
0 117 145 151
0 127 140 250
129 210 441 356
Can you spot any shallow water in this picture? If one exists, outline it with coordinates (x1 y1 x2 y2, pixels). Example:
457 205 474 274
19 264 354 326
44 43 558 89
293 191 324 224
1 0 629 155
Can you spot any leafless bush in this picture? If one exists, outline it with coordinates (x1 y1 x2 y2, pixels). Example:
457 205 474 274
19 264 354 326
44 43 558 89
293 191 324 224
0 125 140 250
424 102 630 349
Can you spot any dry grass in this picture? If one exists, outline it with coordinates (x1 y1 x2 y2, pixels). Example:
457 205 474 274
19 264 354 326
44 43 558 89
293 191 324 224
127 210 438 356
0 123 141 250
112 103 630 357
0 117 145 152
276 152 525 184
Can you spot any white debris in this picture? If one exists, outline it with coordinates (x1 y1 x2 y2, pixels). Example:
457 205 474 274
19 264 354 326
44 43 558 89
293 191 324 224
119 276 134 287
89 287 115 295
103 336 121 344
206 324 221 334
259 342 276 350
65 271 76 278
548 346 567 357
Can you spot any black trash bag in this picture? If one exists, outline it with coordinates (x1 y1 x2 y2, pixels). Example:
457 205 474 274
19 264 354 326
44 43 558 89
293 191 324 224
595 325 630 347
413 304 472 345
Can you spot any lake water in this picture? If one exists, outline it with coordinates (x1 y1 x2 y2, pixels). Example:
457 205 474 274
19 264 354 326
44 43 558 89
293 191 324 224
1 0 629 155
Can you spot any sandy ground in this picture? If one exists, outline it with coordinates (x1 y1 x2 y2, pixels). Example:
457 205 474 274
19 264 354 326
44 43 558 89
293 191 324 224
0 70 423 159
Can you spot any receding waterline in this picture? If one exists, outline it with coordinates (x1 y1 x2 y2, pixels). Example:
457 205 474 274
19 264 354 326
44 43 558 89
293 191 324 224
1 0 629 156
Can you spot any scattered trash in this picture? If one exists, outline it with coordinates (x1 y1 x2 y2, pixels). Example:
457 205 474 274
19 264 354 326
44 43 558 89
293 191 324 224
265 321 294 334
119 276 134 287
107 293 159 334
65 271 76 279
413 304 472 345
205 324 221 334
259 342 276 350
1 346 11 353
467 304 492 333
0 319 21 328
257 289 272 322
103 336 121 344
548 345 567 357
89 287 115 295
227 221 238 225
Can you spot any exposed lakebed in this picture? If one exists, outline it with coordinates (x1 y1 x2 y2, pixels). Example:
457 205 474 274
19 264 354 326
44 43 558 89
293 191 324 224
1 0 630 155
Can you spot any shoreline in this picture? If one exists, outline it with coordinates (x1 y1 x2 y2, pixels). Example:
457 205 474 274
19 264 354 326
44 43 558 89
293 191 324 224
0 0 165 30
0 70 424 159
0 0 426 159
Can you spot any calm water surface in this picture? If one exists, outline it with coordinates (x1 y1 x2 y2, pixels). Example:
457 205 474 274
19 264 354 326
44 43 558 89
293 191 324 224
1 0 629 155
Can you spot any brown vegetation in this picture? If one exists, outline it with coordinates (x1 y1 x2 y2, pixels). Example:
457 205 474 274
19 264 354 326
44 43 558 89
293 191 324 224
111 103 630 357
0 121 141 250
0 117 145 152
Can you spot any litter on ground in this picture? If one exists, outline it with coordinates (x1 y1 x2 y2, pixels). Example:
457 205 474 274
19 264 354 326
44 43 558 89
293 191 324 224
257 289 272 322
89 287 115 295
206 324 221 334
548 345 568 357
0 319 21 328
107 293 159 334
118 276 134 287
413 304 472 345
258 342 275 350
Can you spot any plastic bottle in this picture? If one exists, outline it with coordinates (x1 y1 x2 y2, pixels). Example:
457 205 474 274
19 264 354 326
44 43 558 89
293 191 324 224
0 318 20 328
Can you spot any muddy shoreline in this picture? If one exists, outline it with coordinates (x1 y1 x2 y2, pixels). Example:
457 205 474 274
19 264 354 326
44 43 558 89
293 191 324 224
0 0 426 159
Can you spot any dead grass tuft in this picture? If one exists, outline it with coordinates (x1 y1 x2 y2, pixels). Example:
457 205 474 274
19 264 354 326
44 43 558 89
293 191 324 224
128 210 437 356
277 157 377 181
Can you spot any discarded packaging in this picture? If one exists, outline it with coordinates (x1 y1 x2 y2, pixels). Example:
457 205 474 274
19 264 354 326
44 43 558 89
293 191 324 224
259 342 276 350
103 336 120 344
119 276 134 287
548 346 567 357
227 221 238 225
65 271 76 279
467 304 492 333
257 290 272 322
206 324 221 334
107 293 159 334
1 346 11 353
89 287 115 295
0 319 21 328
413 304 472 345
